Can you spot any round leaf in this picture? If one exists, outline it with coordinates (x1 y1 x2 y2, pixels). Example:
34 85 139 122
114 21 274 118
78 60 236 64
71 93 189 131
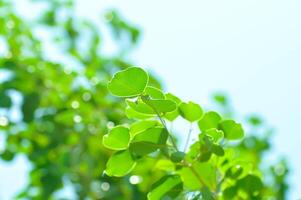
219 120 244 140
105 150 136 177
179 101 203 122
103 126 130 150
145 86 165 99
198 111 222 132
108 67 149 97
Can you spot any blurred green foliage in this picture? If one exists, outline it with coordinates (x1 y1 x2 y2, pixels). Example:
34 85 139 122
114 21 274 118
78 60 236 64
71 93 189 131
0 0 289 199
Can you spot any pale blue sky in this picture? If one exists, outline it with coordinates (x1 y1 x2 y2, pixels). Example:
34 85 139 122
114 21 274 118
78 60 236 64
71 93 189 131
1 0 301 199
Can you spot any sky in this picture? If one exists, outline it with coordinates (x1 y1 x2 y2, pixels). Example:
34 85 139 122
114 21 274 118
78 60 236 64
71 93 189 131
1 0 301 199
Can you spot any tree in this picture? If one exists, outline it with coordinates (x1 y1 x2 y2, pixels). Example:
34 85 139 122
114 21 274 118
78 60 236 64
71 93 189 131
0 0 289 199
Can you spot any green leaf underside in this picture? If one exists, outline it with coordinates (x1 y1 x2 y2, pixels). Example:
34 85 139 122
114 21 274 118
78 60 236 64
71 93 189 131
105 150 136 177
198 111 222 132
130 120 161 137
103 126 130 150
219 120 244 140
130 128 168 156
179 162 216 190
108 67 149 97
179 101 203 122
147 175 183 200
145 86 165 99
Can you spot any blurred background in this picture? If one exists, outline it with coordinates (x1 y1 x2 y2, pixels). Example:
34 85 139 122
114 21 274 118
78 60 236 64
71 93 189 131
0 0 300 199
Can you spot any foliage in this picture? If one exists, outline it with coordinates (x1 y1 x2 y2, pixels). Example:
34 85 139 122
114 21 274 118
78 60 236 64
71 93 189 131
104 67 289 199
0 0 289 199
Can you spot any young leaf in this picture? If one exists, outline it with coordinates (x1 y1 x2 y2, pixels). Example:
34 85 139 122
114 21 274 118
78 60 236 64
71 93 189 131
105 150 136 177
179 101 203 122
103 126 130 150
107 67 149 97
219 120 244 140
130 128 168 156
198 111 222 132
147 175 183 200
145 86 165 99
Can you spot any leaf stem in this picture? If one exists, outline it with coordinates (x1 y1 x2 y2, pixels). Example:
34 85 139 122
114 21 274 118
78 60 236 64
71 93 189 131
184 123 193 152
156 111 179 151
144 98 179 151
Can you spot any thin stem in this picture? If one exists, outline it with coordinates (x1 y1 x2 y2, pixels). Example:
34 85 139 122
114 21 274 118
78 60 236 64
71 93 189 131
145 100 179 151
184 123 193 152
156 111 179 151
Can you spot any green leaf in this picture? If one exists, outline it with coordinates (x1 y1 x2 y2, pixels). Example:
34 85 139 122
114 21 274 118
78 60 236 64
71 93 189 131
164 93 181 121
237 174 263 194
171 151 186 163
144 99 177 113
213 93 228 106
155 159 175 172
105 150 136 177
219 120 244 140
247 115 263 126
126 99 155 114
179 162 216 190
103 126 130 150
0 91 12 108
22 93 40 123
201 187 214 200
223 186 238 199
125 107 154 119
130 128 168 156
130 120 161 137
179 101 203 122
225 165 243 179
147 175 183 200
211 144 225 156
204 128 224 142
145 86 165 99
198 111 222 132
108 67 149 97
